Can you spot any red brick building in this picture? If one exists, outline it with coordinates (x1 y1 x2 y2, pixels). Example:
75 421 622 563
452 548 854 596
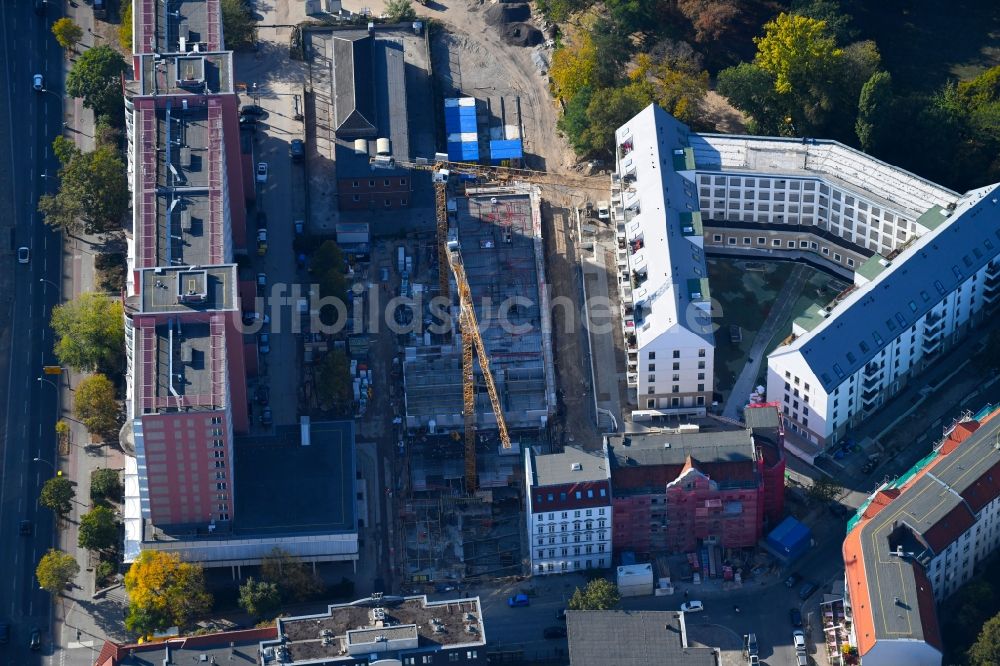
606 405 785 558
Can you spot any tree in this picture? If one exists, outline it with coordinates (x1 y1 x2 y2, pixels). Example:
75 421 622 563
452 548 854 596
261 548 324 602
807 476 842 503
40 476 75 516
567 578 619 610
717 63 785 135
124 550 212 636
630 53 708 124
119 2 133 52
65 45 128 118
385 0 417 22
52 18 84 50
53 135 81 165
79 506 120 551
676 0 742 43
36 549 80 594
754 13 843 96
576 83 652 156
550 28 623 102
91 468 123 503
50 293 125 375
311 241 348 306
969 612 1000 666
238 578 281 619
220 0 257 51
63 145 129 233
856 71 893 152
74 374 120 441
316 350 352 411
790 0 856 44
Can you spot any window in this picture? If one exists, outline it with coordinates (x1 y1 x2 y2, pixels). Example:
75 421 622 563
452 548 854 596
673 350 680 358
648 374 656 383
698 348 706 357
728 237 737 245
697 383 704 392
698 361 705 369
713 234 722 242
384 179 391 187
757 237 766 245
384 199 392 208
788 241 796 248
401 199 408 206
369 179 375 187
673 362 680 370
352 180 359 188
648 352 656 360
672 385 680 393
352 194 360 202
743 237 751 245
648 363 656 371
400 178 408 186
772 239 781 246
575 491 582 499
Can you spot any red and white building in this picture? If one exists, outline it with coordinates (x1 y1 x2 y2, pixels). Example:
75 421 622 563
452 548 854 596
525 447 613 576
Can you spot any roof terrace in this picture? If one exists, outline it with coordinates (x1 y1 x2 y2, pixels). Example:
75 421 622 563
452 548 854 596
133 316 227 414
134 0 222 56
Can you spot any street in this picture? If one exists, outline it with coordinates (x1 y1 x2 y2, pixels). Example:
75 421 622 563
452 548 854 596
0 1 66 663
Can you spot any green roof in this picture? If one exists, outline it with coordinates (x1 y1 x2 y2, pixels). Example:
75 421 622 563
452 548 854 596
680 211 703 236
793 302 827 333
856 253 889 282
672 147 695 171
687 277 710 302
916 205 950 231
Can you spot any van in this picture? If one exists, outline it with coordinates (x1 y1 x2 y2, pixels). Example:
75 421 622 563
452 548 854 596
93 0 107 19
507 593 529 607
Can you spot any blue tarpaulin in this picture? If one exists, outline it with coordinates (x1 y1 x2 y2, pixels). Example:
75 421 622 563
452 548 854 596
489 138 523 163
764 516 812 562
447 141 479 161
444 107 478 134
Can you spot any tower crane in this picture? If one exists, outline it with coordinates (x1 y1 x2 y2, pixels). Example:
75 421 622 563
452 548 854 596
375 155 602 492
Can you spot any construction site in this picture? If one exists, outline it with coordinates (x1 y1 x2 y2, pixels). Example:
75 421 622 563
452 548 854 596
397 183 556 585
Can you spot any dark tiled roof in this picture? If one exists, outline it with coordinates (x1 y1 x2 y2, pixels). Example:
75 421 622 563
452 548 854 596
567 610 717 666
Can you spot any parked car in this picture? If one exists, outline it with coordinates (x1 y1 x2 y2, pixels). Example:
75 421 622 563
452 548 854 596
33 74 43 91
256 229 268 255
93 0 107 18
294 219 304 234
507 594 529 608
542 626 567 639
17 247 29 264
242 311 270 326
747 656 760 666
596 201 610 220
792 629 806 652
785 573 802 588
798 582 818 600
256 162 268 183
29 628 41 651
256 272 267 296
241 105 265 117
680 600 704 613
789 608 803 627
19 521 32 536
260 407 273 427
290 139 304 162
258 333 270 355
795 652 808 666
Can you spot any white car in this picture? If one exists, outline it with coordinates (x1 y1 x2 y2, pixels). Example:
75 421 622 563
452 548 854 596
33 74 43 91
596 200 610 220
792 629 806 652
17 247 30 264
256 162 268 183
680 600 704 613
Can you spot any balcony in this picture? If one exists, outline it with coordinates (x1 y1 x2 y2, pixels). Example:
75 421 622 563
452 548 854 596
626 372 638 386
984 278 1000 305
924 312 945 336
862 387 879 404
922 335 942 355
862 374 881 390
632 270 648 289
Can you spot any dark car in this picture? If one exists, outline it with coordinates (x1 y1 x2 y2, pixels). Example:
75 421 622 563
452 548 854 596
29 628 41 651
799 582 818 600
290 139 304 162
543 626 567 639
785 573 802 588
261 407 273 427
790 608 803 627
19 520 32 536
241 105 266 117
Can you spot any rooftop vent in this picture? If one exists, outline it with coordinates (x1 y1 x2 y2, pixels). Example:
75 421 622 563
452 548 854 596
570 462 582 471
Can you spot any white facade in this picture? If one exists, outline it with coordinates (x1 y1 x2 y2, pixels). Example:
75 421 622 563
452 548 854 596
926 494 1000 599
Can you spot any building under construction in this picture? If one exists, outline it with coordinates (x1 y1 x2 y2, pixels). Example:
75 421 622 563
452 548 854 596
398 184 555 584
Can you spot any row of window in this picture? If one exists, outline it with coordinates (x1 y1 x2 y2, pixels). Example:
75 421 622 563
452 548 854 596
535 508 607 521
350 196 409 206
710 234 857 267
645 396 706 409
402 650 478 664
536 558 606 573
537 544 606 559
353 178 408 187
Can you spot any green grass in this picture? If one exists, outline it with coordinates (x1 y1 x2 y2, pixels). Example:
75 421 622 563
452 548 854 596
845 0 1000 92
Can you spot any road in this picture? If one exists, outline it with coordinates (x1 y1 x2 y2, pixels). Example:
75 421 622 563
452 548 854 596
0 1 66 663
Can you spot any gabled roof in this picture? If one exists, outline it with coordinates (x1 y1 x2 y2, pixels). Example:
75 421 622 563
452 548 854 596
332 33 376 138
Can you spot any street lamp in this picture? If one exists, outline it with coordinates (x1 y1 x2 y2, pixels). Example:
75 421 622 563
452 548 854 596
39 278 59 291
32 456 55 470
37 375 58 390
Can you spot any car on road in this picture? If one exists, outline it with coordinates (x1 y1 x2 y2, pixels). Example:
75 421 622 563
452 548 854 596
785 573 802 588
795 653 808 666
29 628 41 651
258 333 270 355
17 247 29 264
256 272 267 296
241 105 266 117
792 629 806 652
555 608 566 621
507 593 530 608
256 385 269 405
19 520 32 536
256 162 268 183
242 311 270 326
33 74 44 91
789 607 803 627
542 626 567 639
798 582 818 600
257 229 268 255
680 600 704 613
260 406 273 427
596 201 610 220
294 219 304 234
290 139 305 162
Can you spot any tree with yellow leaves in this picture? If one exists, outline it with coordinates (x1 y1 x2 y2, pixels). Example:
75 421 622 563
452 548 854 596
124 550 212 636
630 53 709 125
753 13 842 95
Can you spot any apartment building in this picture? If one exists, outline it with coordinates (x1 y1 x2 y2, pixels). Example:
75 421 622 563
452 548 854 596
605 405 784 558
259 595 487 665
612 106 715 420
611 105 1000 445
843 405 1000 665
525 447 613 575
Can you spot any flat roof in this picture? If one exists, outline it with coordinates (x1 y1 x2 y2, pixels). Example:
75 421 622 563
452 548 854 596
133 315 227 413
134 0 223 56
137 264 236 313
134 51 233 95
567 610 718 666
134 100 229 269
233 421 356 535
606 428 755 468
266 595 485 663
101 628 277 666
528 447 609 487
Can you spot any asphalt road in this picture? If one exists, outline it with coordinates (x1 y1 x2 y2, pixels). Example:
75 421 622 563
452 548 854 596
0 1 66 663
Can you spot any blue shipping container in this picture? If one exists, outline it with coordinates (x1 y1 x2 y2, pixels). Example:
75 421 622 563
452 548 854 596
447 141 479 162
445 107 478 134
489 139 523 161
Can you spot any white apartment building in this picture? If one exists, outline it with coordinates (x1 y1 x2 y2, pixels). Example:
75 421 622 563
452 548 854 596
612 106 715 420
611 105 1000 443
843 407 1000 665
525 447 612 576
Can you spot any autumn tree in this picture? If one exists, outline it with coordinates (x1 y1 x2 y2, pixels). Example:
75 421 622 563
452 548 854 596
676 0 742 43
970 612 1000 666
79 506 120 552
717 63 785 135
238 578 281 619
261 548 324 602
559 82 652 157
36 549 80 594
124 550 212 636
551 32 600 101
567 578 619 610
856 71 893 152
66 45 128 118
50 293 125 375
40 476 75 516
754 13 843 96
119 2 133 52
385 0 417 22
220 0 257 50
52 18 83 50
630 53 708 124
316 350 352 412
91 468 123 503
74 373 120 442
